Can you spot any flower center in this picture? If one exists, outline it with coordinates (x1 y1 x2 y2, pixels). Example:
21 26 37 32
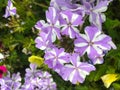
88 41 94 46
67 22 72 27
54 56 58 60
58 36 74 53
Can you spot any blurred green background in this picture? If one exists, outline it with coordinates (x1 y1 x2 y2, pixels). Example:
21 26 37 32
0 0 120 90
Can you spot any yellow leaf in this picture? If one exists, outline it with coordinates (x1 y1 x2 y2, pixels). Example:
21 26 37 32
28 55 44 67
101 74 119 88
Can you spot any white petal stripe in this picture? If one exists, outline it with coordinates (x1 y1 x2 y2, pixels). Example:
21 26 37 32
71 14 79 23
75 43 88 47
78 69 89 79
69 70 76 82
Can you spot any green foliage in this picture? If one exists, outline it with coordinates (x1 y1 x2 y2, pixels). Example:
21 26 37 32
0 0 120 89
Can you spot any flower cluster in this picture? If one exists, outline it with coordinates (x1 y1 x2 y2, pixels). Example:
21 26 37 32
21 64 56 90
0 64 56 90
35 0 116 84
0 72 21 90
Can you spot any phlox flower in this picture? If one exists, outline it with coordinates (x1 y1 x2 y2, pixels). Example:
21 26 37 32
61 53 95 84
50 0 78 11
35 32 53 50
74 26 116 59
25 63 42 79
50 0 85 17
83 0 112 30
41 78 57 90
2 72 21 90
21 77 42 90
3 0 16 18
60 10 83 38
21 64 41 90
44 47 69 71
38 71 56 90
35 7 61 42
45 7 61 42
22 64 57 90
50 0 112 30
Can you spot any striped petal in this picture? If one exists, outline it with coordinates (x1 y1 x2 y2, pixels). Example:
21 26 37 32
71 13 83 26
94 34 112 50
85 26 101 41
34 20 46 30
93 1 108 13
46 7 58 23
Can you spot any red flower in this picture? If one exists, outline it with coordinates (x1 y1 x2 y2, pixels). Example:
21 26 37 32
0 65 7 78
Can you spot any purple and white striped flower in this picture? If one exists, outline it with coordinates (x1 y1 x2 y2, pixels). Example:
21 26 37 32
3 0 16 18
39 71 56 90
61 53 95 84
45 7 61 42
2 72 22 90
35 7 61 43
74 26 116 59
25 63 42 79
83 0 112 30
22 64 57 90
50 0 85 17
41 78 57 90
44 47 69 71
50 0 78 11
35 32 53 50
60 10 83 38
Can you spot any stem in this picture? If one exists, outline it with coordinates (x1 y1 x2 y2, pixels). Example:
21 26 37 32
79 15 88 32
33 2 48 9
82 56 86 62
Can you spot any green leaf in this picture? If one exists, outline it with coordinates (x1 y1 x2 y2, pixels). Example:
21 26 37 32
93 65 107 81
75 85 88 90
113 83 120 90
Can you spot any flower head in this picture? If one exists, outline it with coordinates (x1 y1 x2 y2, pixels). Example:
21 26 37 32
2 72 22 90
61 53 95 84
22 64 57 90
74 26 115 59
44 47 69 71
60 10 83 38
3 0 16 18
25 63 41 79
35 32 53 50
83 0 112 30
50 0 78 11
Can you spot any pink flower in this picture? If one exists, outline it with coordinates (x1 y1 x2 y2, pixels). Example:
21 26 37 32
0 65 7 78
